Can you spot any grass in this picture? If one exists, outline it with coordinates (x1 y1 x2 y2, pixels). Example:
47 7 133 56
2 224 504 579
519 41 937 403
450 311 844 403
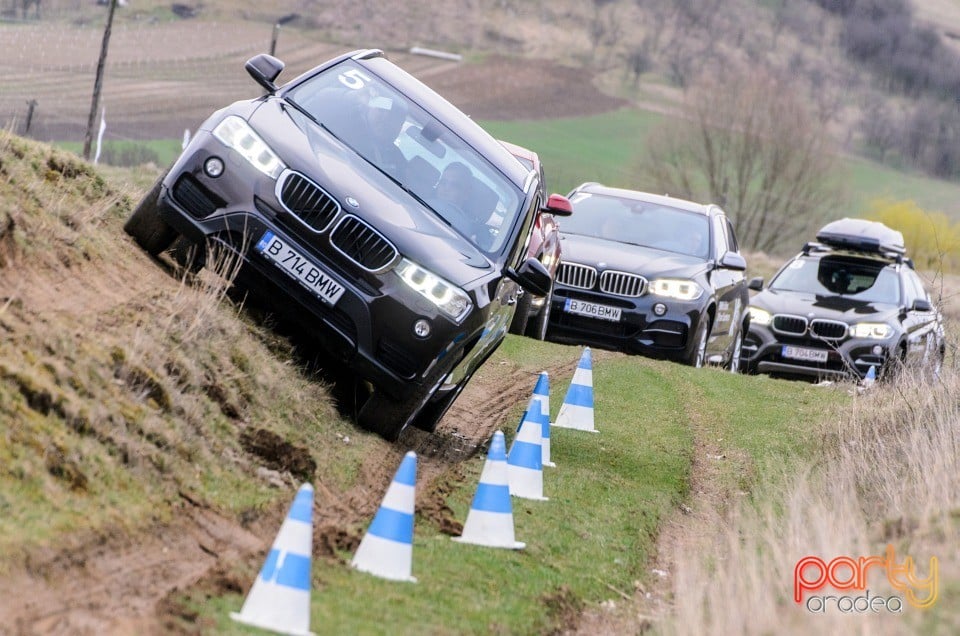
178 347 847 634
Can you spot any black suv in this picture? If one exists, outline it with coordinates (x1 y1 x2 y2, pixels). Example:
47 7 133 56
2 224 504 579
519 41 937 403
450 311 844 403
742 218 946 380
545 183 750 368
123 50 558 439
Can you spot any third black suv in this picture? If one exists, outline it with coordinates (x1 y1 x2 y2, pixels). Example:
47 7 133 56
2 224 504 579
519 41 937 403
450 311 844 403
742 218 945 380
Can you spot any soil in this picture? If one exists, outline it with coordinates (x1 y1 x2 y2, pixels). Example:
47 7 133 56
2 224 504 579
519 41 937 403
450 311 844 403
0 53 657 635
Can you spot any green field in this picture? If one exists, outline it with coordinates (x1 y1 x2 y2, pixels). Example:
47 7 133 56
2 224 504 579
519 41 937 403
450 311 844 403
188 342 842 634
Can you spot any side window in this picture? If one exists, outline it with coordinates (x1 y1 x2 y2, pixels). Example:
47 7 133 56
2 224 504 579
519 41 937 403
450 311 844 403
900 269 921 306
905 270 929 305
711 216 727 257
725 219 740 252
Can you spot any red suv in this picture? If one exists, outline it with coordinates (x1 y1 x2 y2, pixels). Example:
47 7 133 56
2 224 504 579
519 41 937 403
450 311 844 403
499 140 572 339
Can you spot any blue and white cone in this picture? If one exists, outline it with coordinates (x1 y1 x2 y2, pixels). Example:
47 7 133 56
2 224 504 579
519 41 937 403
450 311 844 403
351 451 418 582
532 372 555 467
508 401 548 501
453 431 525 549
554 347 597 432
231 483 315 636
863 364 877 387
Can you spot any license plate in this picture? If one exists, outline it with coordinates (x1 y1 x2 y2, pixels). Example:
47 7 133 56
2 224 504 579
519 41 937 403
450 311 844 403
782 345 828 363
564 298 622 322
255 231 345 306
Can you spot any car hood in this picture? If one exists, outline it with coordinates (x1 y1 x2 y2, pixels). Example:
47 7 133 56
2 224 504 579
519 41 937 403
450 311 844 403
751 289 901 323
559 233 708 278
248 99 493 285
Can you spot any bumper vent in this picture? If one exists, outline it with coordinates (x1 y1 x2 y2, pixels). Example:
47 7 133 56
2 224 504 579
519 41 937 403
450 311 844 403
599 270 646 297
172 174 224 219
811 319 848 340
557 262 597 290
277 171 341 232
377 338 419 379
773 314 808 336
330 215 398 272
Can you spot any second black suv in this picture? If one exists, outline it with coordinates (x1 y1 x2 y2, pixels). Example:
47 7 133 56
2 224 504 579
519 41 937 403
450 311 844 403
742 218 945 380
123 50 560 439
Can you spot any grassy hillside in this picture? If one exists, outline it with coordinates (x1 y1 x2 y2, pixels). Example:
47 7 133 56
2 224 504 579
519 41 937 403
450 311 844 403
0 131 868 632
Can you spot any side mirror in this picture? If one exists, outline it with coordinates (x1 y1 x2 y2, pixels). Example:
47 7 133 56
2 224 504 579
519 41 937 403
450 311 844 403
504 257 551 297
542 193 573 217
748 276 764 291
245 54 285 94
719 252 747 271
911 298 932 312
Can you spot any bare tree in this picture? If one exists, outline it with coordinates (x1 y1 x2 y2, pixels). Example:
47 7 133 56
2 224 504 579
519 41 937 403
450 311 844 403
636 69 842 253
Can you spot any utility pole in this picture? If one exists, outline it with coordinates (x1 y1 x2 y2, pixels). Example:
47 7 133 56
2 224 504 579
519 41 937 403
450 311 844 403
83 0 117 161
24 99 37 136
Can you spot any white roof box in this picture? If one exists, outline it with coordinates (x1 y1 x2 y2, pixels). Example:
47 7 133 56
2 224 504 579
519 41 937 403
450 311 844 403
815 218 905 255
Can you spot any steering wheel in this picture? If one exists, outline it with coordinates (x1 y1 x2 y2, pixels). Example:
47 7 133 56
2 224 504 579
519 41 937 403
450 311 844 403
434 201 491 248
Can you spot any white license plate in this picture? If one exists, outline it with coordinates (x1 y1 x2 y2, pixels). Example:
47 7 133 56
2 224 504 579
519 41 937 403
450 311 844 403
255 231 345 306
782 345 828 363
564 298 622 322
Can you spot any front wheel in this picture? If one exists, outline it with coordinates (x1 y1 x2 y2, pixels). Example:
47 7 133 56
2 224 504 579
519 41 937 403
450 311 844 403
123 170 176 255
686 318 709 368
526 283 553 341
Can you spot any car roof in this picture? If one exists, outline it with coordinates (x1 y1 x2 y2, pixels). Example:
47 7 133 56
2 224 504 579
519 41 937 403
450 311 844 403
573 183 715 215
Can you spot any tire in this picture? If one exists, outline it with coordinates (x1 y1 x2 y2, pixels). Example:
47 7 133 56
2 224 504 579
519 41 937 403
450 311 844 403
727 329 743 373
124 170 176 255
686 318 709 368
526 283 553 341
508 290 533 336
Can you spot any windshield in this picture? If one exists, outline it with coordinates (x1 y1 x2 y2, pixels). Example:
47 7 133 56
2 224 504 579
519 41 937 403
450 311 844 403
563 192 710 258
770 255 901 304
286 60 522 254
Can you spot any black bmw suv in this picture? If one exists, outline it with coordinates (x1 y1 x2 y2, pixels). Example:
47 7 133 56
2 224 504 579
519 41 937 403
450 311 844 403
546 183 750 368
742 218 945 380
123 50 556 440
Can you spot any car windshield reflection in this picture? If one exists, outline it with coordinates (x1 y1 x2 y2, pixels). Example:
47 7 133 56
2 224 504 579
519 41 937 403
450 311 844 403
564 193 710 258
286 60 522 254
769 256 901 305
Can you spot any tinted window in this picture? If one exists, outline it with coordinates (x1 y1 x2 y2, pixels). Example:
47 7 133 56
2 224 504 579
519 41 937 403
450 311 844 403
564 192 710 258
770 256 901 304
725 219 739 252
287 60 522 254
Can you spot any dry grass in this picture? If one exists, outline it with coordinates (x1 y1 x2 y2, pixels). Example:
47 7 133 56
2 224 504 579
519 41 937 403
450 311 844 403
663 364 960 635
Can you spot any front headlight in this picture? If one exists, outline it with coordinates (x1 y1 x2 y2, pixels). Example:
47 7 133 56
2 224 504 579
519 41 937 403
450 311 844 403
850 322 893 339
395 258 472 323
212 115 285 179
650 278 703 301
748 306 772 326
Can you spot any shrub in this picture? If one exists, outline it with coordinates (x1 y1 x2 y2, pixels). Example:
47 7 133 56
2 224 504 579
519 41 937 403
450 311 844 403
865 199 960 272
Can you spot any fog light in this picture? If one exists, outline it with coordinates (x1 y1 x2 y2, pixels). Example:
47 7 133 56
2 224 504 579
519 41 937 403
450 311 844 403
204 156 224 178
872 345 883 356
413 319 431 338
653 302 667 316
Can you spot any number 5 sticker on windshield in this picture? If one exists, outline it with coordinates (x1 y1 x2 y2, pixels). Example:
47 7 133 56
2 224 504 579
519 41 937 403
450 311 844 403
339 68 372 89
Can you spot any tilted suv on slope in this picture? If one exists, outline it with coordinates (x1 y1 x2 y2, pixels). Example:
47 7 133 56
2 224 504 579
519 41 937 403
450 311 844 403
123 50 556 440
742 218 946 380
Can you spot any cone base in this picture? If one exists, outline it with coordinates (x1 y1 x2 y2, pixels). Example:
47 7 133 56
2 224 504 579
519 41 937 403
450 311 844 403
230 612 315 636
552 423 599 432
452 536 526 550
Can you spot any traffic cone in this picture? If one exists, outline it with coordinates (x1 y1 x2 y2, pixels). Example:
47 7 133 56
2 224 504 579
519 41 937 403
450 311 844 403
863 364 877 387
532 372 555 467
554 347 597 432
231 483 315 636
507 401 548 501
453 431 525 549
351 451 418 582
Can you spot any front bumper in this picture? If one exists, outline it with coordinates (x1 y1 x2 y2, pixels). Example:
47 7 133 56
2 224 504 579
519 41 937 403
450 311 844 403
742 324 893 380
156 137 478 400
546 286 706 361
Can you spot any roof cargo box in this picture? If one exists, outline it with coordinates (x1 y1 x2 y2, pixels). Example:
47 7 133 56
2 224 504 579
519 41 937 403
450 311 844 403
815 218 905 255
